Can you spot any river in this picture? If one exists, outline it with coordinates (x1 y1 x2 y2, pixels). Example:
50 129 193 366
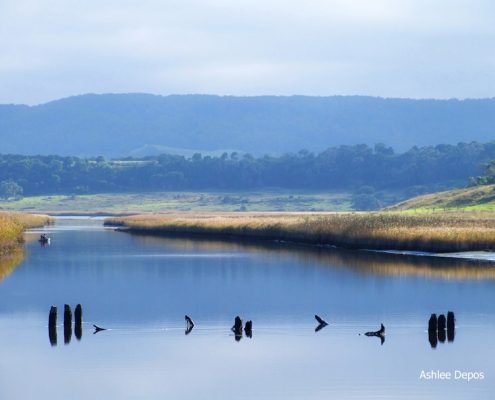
0 217 494 399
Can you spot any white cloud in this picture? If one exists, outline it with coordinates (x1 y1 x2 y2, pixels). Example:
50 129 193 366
0 0 494 103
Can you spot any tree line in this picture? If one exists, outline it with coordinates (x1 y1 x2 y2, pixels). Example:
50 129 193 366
1 141 495 199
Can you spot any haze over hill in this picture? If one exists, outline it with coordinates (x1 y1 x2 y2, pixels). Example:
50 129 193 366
1 94 495 157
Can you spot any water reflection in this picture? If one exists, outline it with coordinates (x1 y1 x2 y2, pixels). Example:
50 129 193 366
0 249 25 283
132 234 495 281
2 219 492 400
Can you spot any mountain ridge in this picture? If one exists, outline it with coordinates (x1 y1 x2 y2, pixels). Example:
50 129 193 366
1 93 495 157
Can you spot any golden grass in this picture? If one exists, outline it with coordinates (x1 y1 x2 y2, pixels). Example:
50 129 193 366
105 211 495 253
0 212 52 255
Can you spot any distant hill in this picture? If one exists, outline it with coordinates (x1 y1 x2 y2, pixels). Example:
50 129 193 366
386 185 495 211
1 94 495 157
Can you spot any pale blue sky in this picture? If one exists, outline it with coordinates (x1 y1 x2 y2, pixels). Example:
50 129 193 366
1 0 494 104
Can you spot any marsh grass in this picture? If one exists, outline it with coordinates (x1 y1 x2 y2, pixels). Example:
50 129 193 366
0 212 52 255
106 211 495 253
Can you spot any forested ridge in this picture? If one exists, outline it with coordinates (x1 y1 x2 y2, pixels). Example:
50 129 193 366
3 94 495 156
1 142 494 199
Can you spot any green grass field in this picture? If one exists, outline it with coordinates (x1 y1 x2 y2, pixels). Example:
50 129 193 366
0 191 355 214
386 184 495 212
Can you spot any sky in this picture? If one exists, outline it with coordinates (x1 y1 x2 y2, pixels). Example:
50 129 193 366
1 0 494 104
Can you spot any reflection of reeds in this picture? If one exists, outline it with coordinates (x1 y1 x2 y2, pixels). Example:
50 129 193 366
0 248 25 282
130 234 495 280
0 212 52 255
106 212 495 253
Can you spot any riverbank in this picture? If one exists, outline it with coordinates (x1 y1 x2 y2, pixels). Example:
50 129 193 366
105 211 495 253
0 212 53 256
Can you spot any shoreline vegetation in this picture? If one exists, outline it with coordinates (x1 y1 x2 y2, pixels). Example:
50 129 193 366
105 211 495 254
0 212 52 256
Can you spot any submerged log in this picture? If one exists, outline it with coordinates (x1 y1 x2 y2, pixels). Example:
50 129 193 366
64 304 72 344
74 304 83 341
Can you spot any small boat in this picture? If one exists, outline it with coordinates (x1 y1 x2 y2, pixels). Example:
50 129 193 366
39 234 50 245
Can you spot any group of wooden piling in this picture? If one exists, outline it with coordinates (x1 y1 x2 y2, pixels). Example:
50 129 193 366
48 304 83 346
48 308 456 347
231 316 253 341
428 311 455 348
184 315 253 341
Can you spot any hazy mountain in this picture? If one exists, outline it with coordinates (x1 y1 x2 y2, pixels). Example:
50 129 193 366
1 93 495 157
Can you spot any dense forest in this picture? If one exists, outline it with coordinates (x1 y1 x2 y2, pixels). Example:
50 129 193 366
2 94 495 157
0 142 494 201
471 160 495 186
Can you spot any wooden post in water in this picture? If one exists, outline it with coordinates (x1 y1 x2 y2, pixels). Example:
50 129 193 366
428 314 438 349
232 316 243 341
244 320 253 338
428 314 437 332
74 304 83 341
437 314 446 343
48 306 57 347
64 304 72 344
447 311 455 342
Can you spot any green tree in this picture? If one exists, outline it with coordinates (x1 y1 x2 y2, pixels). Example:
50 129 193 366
0 180 23 200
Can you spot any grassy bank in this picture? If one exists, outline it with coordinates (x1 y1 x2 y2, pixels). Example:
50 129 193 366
387 184 495 212
0 191 353 213
106 211 495 253
0 212 52 255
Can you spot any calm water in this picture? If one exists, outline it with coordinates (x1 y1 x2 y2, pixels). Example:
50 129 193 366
0 218 494 399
